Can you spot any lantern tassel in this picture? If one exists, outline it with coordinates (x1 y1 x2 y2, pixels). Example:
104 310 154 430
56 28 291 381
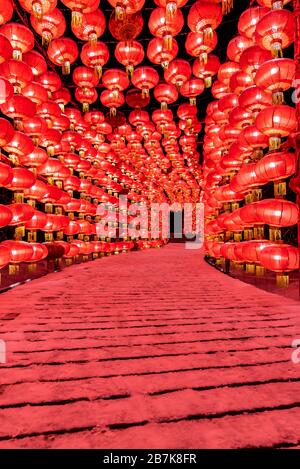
269 136 281 151
272 91 284 104
199 52 208 65
62 61 70 75
126 65 134 79
166 1 177 18
95 65 103 79
32 1 43 19
203 27 213 45
204 76 212 88
276 273 289 288
72 11 83 27
222 0 233 14
274 180 286 198
163 34 173 51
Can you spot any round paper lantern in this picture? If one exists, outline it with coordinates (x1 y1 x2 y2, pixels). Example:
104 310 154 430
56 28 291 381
227 35 254 63
52 88 71 112
100 89 125 116
147 37 178 69
149 7 184 50
259 243 299 287
255 151 295 197
102 68 129 93
115 40 144 77
4 131 35 165
0 161 13 187
2 240 34 265
24 181 49 203
72 9 106 44
47 37 79 74
0 23 34 60
217 61 240 85
255 58 296 104
23 51 47 78
153 83 178 109
27 243 48 263
239 46 272 77
185 31 218 64
22 82 48 106
256 104 296 150
238 6 269 39
80 41 109 78
188 1 222 38
239 86 273 118
37 71 61 97
164 59 191 89
109 11 143 41
180 78 205 105
193 54 220 88
229 70 253 95
73 65 99 89
22 117 48 146
256 198 298 227
30 8 66 45
255 9 294 57
132 66 159 97
75 87 97 112
0 59 33 94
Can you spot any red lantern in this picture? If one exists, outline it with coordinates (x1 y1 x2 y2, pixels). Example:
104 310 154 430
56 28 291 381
185 31 217 64
109 11 143 41
100 89 125 116
22 81 48 106
23 50 47 77
238 6 269 39
154 83 178 109
229 71 253 95
37 71 62 97
0 77 13 105
73 65 99 90
72 9 106 44
149 7 184 50
147 37 178 70
0 23 34 60
2 240 34 266
239 46 272 77
256 199 298 227
81 44 109 81
255 151 295 197
115 40 144 77
0 59 33 94
180 78 205 105
259 244 299 286
255 58 296 105
227 35 254 63
102 68 129 94
188 1 222 39
23 117 48 146
27 243 48 263
193 54 220 88
239 86 273 118
30 8 66 46
164 59 191 89
4 132 35 165
47 37 79 75
75 87 97 112
132 66 159 97
218 61 241 85
255 9 294 57
256 104 296 150
36 101 62 127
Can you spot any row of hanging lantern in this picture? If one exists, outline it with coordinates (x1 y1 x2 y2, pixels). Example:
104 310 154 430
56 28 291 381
0 5 170 280
202 0 299 287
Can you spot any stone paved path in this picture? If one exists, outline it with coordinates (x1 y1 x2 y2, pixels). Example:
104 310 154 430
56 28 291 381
0 245 300 448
